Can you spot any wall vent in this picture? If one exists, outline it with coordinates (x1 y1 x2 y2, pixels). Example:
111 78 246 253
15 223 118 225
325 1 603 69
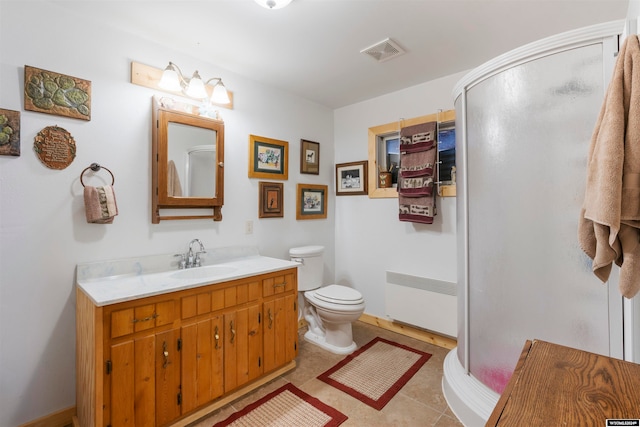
360 38 406 62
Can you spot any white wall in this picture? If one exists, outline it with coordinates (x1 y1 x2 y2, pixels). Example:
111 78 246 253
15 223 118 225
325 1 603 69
333 72 466 321
0 2 334 425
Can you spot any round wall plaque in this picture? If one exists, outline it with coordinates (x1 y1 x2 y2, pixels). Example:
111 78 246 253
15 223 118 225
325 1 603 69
34 125 76 169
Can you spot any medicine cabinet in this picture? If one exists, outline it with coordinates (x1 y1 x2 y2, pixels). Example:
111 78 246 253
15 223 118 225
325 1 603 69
152 97 225 223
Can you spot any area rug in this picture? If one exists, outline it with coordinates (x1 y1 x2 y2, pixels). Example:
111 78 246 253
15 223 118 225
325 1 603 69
212 383 347 427
317 337 432 410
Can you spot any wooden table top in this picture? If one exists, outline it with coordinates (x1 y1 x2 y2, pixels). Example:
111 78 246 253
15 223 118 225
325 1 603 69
487 339 640 426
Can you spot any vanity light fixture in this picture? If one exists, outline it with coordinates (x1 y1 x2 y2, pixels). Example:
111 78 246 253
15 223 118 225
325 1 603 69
159 62 231 105
254 0 293 9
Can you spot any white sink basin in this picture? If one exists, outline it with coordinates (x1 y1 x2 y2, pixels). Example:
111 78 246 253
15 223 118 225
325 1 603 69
170 265 237 280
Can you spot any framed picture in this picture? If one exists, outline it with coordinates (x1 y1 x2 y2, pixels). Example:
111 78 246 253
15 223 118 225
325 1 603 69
335 161 368 196
0 108 20 156
24 65 92 121
296 183 327 220
259 181 284 218
300 139 320 175
249 135 288 180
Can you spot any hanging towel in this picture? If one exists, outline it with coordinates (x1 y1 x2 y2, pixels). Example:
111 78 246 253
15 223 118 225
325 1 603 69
399 148 435 178
84 185 118 224
398 147 436 197
398 121 438 224
578 35 640 299
399 194 436 224
167 160 183 197
399 122 437 153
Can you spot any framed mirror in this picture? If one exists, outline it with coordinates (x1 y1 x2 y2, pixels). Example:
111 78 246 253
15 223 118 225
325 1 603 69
152 97 224 223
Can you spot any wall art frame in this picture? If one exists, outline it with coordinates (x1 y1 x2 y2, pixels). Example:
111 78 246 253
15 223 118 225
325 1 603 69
335 160 368 196
24 65 92 121
0 108 20 156
259 181 284 218
296 183 327 220
300 139 320 175
248 134 288 180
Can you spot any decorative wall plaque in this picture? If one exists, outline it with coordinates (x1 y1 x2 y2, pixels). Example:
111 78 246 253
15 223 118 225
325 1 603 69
0 108 20 156
34 126 76 169
24 65 91 121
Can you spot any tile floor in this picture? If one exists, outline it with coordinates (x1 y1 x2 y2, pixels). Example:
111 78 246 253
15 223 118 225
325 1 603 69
187 321 463 427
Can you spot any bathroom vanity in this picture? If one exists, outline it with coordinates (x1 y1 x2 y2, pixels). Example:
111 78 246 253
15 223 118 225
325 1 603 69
75 248 299 427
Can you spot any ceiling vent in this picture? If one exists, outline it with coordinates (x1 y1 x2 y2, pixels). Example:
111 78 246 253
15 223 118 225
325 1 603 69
360 38 406 63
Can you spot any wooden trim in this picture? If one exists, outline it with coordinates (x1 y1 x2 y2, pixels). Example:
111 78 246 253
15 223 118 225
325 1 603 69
368 110 455 199
17 406 76 427
358 312 457 350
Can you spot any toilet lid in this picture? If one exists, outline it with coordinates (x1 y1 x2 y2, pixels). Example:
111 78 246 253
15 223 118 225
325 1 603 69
314 285 364 305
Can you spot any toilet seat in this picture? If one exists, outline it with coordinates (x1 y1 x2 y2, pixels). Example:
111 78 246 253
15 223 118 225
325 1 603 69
314 284 364 305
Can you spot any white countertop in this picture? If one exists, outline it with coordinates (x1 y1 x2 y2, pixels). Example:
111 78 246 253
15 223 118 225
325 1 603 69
76 247 299 306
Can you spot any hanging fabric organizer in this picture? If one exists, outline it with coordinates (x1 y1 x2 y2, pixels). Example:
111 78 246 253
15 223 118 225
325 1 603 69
398 121 437 224
80 163 119 224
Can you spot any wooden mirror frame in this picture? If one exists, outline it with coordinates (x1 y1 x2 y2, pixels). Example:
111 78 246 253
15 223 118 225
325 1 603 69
367 109 455 198
152 97 225 223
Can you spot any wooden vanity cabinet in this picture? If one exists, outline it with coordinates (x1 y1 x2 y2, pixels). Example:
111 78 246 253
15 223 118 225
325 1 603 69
76 268 298 427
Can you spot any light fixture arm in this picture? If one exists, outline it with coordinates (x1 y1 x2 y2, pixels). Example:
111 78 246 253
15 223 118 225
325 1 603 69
203 77 223 86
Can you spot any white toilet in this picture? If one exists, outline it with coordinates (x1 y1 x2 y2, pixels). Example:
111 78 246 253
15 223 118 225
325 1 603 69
290 245 365 355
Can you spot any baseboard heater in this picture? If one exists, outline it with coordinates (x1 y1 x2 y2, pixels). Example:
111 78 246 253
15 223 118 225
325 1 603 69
385 271 457 338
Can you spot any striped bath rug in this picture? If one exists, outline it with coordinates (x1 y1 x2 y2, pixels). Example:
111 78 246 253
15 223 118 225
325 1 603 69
317 337 432 410
212 383 347 427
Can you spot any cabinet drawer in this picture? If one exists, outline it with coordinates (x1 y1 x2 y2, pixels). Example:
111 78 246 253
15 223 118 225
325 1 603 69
110 299 176 338
263 271 295 297
182 281 261 319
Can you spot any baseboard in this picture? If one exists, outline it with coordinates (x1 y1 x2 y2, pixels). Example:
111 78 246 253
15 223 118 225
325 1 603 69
358 312 457 350
17 406 75 427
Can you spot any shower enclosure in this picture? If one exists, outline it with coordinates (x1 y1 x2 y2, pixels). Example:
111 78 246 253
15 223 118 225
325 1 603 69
184 145 216 197
443 21 634 426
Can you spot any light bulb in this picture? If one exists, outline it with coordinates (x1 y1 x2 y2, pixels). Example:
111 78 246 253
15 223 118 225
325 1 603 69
185 71 208 99
211 82 230 104
158 64 181 91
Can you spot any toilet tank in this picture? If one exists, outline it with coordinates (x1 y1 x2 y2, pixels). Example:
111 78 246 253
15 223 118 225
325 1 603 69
289 245 324 291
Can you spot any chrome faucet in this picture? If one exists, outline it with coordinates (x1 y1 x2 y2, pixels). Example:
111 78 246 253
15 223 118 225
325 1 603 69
188 238 206 268
175 239 206 269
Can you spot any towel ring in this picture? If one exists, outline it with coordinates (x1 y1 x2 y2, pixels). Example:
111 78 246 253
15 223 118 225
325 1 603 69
80 163 115 187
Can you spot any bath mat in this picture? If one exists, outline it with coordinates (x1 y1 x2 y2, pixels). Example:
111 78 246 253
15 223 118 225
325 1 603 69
212 383 347 427
317 337 432 410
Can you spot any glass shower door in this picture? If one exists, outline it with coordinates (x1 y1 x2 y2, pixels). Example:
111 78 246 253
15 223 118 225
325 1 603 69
464 42 614 394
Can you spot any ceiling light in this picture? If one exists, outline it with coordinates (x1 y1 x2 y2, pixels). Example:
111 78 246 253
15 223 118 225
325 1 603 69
158 62 230 105
254 0 293 10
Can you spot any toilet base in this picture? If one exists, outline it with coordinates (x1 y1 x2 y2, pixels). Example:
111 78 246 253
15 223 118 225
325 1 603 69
304 329 357 355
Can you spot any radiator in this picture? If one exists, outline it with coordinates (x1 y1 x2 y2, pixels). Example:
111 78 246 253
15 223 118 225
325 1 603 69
385 271 457 337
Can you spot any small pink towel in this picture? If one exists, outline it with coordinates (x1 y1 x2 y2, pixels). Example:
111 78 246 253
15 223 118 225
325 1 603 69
84 185 118 224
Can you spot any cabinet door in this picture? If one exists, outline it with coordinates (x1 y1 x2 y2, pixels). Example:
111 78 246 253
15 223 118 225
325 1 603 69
108 335 155 427
181 315 224 413
155 328 181 426
224 303 262 393
263 294 298 373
